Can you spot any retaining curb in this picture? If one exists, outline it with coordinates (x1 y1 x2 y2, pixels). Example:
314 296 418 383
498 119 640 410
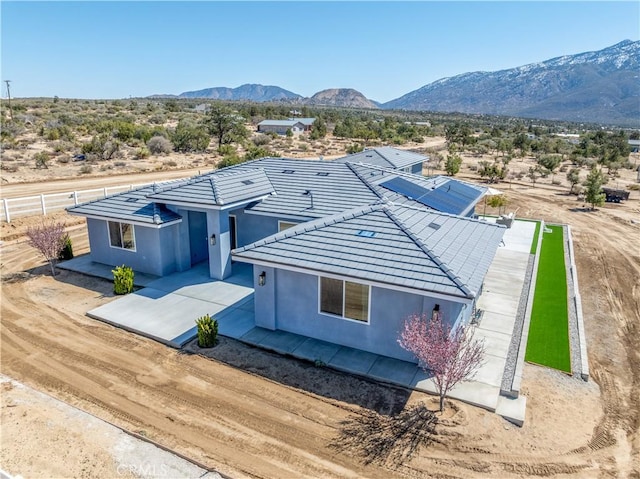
510 219 545 397
566 225 589 381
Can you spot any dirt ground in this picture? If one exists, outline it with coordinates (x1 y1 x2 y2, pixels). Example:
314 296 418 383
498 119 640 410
1 146 639 478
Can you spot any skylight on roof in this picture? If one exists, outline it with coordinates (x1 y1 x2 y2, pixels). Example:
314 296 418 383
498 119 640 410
356 230 376 238
428 222 441 230
282 169 295 174
126 198 140 203
241 179 254 185
316 172 329 176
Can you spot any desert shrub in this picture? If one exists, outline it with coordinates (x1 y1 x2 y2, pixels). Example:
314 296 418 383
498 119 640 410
147 136 173 155
346 143 363 154
135 147 150 159
58 234 74 260
57 155 71 164
171 120 210 153
552 179 561 185
52 141 70 153
112 265 134 295
34 151 50 169
114 161 127 167
627 184 640 191
251 134 271 146
195 314 218 348
164 160 178 167
79 165 93 175
218 154 243 168
217 144 236 156
243 145 275 161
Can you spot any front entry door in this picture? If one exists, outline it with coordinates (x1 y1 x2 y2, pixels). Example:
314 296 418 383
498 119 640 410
188 211 208 265
229 215 237 250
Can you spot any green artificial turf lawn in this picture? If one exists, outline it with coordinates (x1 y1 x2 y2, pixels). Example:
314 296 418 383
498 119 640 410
525 225 571 373
529 221 541 255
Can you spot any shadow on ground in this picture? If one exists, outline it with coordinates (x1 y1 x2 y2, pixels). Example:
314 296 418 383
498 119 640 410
329 403 438 466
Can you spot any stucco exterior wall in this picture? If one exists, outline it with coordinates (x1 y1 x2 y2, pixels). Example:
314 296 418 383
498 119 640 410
230 209 302 248
86 218 179 276
252 266 466 362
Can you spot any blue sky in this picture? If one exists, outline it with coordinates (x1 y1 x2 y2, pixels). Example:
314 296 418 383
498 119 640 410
2 1 639 102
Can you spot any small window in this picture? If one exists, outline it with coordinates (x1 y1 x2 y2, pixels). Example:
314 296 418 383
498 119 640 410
319 276 369 323
108 221 135 251
278 221 298 232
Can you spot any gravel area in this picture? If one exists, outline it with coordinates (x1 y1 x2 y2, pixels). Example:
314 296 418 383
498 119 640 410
500 254 535 394
563 224 583 378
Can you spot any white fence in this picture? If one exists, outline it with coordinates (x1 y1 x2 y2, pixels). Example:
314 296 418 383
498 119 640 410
1 183 156 223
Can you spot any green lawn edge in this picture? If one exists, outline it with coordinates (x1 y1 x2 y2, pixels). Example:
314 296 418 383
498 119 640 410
525 225 571 372
529 221 541 255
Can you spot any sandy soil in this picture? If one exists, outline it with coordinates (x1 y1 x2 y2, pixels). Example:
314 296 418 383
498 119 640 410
1 146 639 478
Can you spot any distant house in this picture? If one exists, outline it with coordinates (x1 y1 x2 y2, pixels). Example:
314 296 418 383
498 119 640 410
257 117 315 135
193 103 210 113
629 139 640 153
334 146 428 174
67 152 503 362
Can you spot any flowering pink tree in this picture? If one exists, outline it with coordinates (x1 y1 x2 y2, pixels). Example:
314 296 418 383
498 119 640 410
26 220 66 276
398 312 485 412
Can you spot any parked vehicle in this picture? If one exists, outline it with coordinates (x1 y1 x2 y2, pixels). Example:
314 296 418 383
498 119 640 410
602 187 630 203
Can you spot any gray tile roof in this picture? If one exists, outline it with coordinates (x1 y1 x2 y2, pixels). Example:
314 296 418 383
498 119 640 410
292 117 316 126
68 157 485 228
257 119 304 127
67 185 181 225
233 203 505 299
147 168 275 207
220 158 382 219
335 146 428 169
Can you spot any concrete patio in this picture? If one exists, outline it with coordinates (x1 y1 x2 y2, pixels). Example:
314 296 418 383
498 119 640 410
61 219 535 424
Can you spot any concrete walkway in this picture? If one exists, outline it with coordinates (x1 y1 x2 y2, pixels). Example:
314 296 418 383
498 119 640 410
62 220 534 424
80 261 255 348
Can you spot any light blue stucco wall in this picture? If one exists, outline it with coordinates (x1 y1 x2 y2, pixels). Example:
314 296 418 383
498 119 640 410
229 208 303 248
252 266 466 362
86 218 179 276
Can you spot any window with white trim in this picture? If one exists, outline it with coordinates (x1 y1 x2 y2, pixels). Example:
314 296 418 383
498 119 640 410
278 221 298 232
108 221 135 250
319 277 369 322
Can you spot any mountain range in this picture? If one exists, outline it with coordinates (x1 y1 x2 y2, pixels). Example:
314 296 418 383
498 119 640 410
162 40 639 126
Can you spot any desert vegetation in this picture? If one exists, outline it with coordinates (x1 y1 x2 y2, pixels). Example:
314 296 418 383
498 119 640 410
1 98 637 200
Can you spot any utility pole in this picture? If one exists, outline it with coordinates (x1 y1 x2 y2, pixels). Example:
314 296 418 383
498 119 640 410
4 80 13 121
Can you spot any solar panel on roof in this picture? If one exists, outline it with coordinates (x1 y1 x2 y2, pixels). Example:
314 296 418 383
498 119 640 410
380 177 430 200
417 181 483 215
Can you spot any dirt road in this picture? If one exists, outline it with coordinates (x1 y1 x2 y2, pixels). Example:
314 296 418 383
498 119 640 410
1 175 639 477
0 167 206 198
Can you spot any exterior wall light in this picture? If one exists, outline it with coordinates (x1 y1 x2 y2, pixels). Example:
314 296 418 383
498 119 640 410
258 271 266 286
210 234 216 246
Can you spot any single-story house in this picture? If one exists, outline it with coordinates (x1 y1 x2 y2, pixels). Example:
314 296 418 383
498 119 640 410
67 154 504 362
334 146 428 174
257 118 315 135
629 139 640 153
291 117 315 131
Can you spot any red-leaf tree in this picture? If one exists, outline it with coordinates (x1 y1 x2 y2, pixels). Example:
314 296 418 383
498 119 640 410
398 312 485 412
26 220 66 276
